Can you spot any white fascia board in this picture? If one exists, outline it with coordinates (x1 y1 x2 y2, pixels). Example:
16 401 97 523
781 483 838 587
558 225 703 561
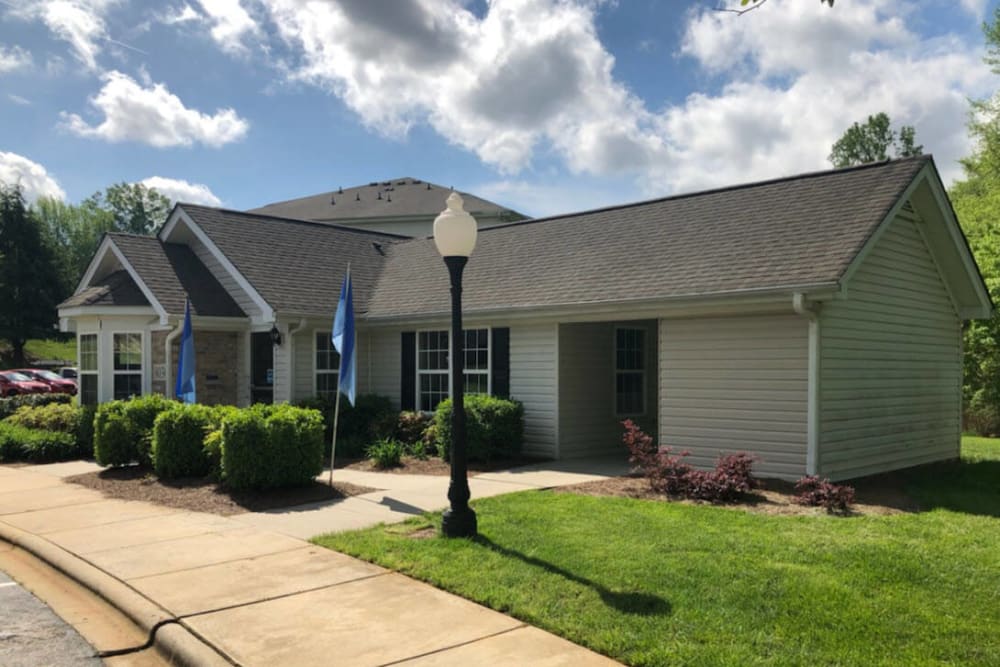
74 235 116 296
106 242 170 323
58 305 158 319
171 207 275 323
923 166 994 319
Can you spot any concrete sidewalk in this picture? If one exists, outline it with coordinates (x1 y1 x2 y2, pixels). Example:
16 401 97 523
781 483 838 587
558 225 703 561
0 460 625 666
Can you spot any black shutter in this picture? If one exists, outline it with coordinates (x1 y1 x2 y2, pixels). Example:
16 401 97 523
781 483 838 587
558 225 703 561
491 327 510 399
401 331 416 410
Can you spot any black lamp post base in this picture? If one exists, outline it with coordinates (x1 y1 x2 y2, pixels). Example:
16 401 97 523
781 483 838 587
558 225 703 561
441 506 478 538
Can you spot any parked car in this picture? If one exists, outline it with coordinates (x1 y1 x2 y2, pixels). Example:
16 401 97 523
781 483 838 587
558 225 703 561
11 369 77 395
0 372 51 397
59 367 78 380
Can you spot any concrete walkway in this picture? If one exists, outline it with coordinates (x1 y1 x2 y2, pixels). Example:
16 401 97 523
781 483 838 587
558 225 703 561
0 459 626 666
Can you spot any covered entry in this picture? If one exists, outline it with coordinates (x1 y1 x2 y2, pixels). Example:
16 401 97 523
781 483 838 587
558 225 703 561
557 319 658 457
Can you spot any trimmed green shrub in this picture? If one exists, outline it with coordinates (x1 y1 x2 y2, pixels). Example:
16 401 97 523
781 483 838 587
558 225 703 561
297 393 395 458
265 405 325 487
93 396 174 467
433 395 524 462
93 402 134 466
152 405 215 479
0 393 72 420
220 407 269 490
121 394 173 466
0 422 78 463
203 405 238 474
367 438 404 469
221 404 324 490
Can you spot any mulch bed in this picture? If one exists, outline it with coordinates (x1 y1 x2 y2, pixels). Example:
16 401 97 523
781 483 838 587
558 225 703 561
555 474 917 517
65 467 377 516
339 455 547 476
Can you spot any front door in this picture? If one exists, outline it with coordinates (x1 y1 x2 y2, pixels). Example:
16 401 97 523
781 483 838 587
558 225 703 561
250 332 274 404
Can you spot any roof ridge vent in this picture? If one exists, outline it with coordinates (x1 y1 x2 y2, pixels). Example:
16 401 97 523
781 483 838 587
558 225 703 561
356 192 361 201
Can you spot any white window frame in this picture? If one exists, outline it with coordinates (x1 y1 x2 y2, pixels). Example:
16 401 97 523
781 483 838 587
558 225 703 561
313 329 340 399
614 326 646 418
415 328 492 412
78 333 99 405
111 331 143 401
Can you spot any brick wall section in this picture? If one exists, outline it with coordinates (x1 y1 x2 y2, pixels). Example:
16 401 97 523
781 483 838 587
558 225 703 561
150 329 240 405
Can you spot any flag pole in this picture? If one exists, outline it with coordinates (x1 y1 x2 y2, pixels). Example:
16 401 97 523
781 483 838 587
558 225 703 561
329 369 342 486
329 262 351 487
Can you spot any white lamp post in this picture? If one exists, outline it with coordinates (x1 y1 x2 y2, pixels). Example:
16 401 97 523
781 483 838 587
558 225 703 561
434 192 478 538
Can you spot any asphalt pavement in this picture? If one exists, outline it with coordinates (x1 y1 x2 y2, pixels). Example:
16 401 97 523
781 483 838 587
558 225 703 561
0 570 102 667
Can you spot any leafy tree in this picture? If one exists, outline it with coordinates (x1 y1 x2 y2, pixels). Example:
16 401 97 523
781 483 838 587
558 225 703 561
85 182 172 236
0 184 63 367
953 6 1000 434
828 112 923 168
34 197 115 297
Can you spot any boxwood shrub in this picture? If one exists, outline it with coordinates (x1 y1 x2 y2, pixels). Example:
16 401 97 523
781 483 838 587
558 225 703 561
0 422 78 463
93 395 173 467
433 395 524 462
6 403 92 459
221 404 324 490
152 405 216 479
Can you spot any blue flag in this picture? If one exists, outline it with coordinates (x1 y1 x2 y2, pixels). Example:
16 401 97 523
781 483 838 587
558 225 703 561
332 268 356 406
175 299 196 404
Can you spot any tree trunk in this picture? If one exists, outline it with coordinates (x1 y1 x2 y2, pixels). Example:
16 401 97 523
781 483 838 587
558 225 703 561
11 339 27 368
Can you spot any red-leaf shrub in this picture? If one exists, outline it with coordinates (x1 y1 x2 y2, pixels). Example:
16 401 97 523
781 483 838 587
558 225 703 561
794 475 855 513
621 421 758 502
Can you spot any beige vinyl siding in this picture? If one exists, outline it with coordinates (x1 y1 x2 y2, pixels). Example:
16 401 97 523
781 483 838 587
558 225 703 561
558 321 657 458
511 323 558 458
189 237 261 319
367 328 402 406
660 314 809 479
272 323 292 403
818 212 961 480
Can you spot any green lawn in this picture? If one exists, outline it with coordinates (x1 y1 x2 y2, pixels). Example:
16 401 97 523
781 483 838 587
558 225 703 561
23 339 76 364
316 438 1000 666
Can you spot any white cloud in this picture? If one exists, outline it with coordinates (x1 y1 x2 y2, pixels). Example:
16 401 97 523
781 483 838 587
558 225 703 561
256 0 991 193
10 0 119 71
0 44 32 73
140 176 222 206
8 94 31 105
196 0 263 54
0 152 66 201
61 70 249 148
162 4 201 25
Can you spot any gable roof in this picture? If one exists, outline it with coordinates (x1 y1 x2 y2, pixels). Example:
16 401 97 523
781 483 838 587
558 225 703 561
59 270 149 308
247 177 524 223
66 234 245 318
177 205 405 316
366 156 938 319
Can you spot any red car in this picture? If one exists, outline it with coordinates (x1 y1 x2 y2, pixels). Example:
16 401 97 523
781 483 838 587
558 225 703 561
0 371 51 397
12 369 77 396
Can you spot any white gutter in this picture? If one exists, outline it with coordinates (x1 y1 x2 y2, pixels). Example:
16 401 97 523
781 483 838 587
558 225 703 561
793 293 820 476
164 318 183 400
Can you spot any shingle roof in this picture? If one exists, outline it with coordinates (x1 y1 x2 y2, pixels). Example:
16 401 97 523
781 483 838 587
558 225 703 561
178 206 406 316
247 177 524 223
59 270 148 308
104 235 245 317
365 157 930 319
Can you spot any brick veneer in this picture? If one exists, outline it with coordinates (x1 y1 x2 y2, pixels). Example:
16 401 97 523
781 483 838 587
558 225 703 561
150 330 240 405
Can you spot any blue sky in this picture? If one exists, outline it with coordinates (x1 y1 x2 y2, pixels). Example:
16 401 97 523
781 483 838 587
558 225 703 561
1 0 998 218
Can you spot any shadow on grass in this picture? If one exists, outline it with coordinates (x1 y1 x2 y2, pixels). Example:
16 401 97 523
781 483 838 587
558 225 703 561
473 535 671 616
845 458 1000 518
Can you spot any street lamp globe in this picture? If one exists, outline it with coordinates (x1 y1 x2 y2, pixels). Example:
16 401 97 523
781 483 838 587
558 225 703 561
434 193 477 258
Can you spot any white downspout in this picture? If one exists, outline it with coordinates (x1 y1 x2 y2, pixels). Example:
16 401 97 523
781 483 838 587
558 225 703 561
164 318 184 399
793 293 820 476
